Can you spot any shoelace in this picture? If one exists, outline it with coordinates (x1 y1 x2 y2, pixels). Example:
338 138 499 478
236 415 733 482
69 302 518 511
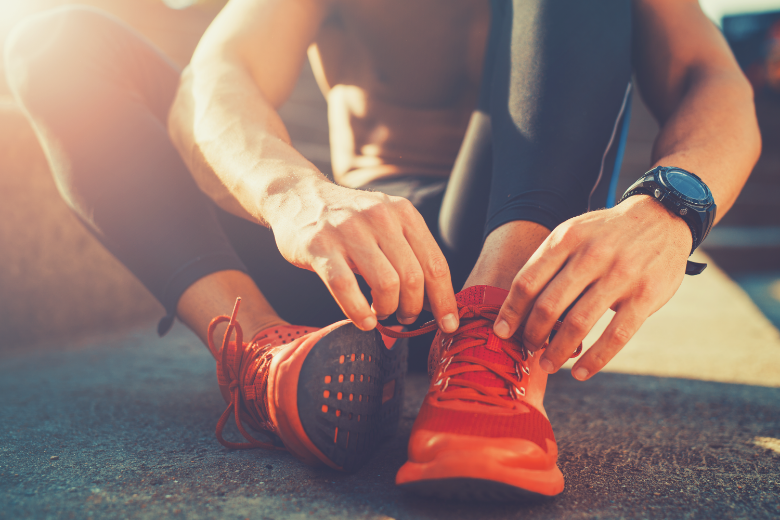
377 305 582 409
206 298 285 451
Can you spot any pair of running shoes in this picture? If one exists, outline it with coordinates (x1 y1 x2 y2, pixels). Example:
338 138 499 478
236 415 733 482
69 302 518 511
207 284 580 501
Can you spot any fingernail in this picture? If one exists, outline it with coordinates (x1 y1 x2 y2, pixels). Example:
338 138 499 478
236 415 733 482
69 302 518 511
494 319 510 338
441 313 458 333
539 358 554 373
361 316 377 330
573 367 589 381
398 316 417 325
376 315 389 321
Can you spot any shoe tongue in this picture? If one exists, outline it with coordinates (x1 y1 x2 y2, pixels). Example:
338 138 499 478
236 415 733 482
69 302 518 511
455 285 509 308
449 286 517 401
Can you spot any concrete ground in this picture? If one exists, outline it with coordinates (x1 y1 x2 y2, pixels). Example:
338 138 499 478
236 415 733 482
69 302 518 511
1 254 779 520
1 2 780 519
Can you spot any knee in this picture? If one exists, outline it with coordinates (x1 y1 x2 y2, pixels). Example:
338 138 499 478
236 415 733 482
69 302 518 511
5 6 119 105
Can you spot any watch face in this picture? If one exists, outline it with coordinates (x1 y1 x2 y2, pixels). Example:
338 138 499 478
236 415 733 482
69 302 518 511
664 169 709 202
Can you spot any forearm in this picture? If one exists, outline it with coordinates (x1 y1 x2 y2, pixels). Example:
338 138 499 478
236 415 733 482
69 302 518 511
648 70 760 222
168 59 328 227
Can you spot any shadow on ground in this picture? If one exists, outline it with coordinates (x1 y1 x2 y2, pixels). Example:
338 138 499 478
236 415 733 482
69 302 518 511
0 325 778 520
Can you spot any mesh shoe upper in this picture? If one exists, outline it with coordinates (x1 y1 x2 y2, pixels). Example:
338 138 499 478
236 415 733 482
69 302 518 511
379 285 581 452
206 300 316 450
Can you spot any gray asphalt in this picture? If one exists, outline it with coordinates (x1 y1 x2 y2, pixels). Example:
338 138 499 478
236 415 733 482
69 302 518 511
1 324 779 520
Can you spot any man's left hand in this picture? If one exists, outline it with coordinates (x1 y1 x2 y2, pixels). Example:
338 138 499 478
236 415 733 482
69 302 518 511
492 194 692 380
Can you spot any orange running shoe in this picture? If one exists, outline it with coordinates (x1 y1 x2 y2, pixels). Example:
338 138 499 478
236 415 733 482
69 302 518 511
207 298 407 472
379 285 580 500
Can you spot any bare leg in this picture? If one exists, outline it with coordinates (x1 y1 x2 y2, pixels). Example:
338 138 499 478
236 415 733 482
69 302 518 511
462 220 551 416
463 221 549 291
177 270 288 349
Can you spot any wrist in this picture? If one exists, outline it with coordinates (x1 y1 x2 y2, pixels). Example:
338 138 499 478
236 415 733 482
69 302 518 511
619 166 716 254
263 173 334 230
618 194 694 253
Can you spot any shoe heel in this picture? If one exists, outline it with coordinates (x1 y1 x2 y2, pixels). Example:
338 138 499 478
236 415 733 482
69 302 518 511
296 323 405 472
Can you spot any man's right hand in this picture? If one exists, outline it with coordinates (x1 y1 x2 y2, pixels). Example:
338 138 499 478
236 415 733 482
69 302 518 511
269 180 460 333
170 0 458 332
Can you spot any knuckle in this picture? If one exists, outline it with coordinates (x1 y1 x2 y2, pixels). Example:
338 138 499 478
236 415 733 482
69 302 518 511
328 216 364 243
611 325 633 344
512 273 537 297
328 273 354 293
376 272 400 293
580 245 606 265
367 200 395 221
610 260 634 280
426 255 450 281
304 225 334 253
567 312 591 335
534 298 557 321
402 267 424 290
556 222 580 246
393 197 417 217
588 351 608 369
631 280 656 306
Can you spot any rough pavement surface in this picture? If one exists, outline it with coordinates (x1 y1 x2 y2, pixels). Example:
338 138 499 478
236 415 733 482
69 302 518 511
1 324 778 520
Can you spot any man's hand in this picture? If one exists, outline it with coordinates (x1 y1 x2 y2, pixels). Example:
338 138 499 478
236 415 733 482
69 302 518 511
270 180 460 332
493 195 691 380
169 0 458 332
488 0 760 380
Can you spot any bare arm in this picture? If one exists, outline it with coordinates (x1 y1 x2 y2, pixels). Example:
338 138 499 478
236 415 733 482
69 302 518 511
168 0 328 225
634 0 761 218
495 0 760 379
168 0 459 332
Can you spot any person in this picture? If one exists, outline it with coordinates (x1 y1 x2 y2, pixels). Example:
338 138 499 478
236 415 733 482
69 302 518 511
5 0 759 500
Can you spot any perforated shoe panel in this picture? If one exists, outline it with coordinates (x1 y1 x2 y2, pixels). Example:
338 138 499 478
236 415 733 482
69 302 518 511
297 324 407 472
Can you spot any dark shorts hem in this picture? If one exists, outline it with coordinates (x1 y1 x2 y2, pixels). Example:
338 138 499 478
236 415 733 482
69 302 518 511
157 251 248 336
483 205 565 240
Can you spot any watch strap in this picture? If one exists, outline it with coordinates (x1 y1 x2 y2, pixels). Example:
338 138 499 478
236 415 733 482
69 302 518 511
685 260 707 276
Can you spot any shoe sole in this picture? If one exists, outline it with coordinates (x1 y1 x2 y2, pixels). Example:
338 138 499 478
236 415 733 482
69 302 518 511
399 477 553 501
396 444 563 500
296 324 407 472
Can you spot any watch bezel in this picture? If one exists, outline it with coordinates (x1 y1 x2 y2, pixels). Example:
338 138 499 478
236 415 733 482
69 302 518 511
655 167 713 208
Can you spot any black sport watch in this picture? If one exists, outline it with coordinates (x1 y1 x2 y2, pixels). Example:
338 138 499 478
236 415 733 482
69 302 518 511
619 166 716 276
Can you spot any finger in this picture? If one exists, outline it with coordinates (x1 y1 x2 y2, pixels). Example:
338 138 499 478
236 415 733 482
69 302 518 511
350 244 402 321
520 262 594 352
493 228 574 339
378 237 425 324
570 303 647 381
399 200 459 333
312 255 377 331
538 284 613 373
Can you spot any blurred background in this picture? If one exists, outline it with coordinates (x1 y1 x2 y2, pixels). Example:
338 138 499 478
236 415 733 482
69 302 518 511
0 0 779 350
